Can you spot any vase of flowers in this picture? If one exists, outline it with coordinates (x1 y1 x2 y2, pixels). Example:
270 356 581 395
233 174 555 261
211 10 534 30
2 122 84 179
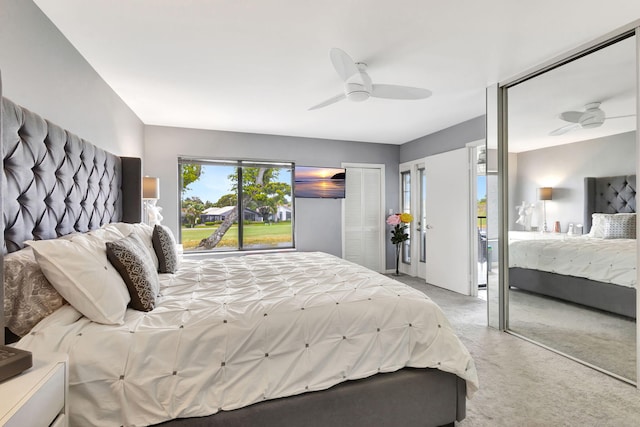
386 212 414 275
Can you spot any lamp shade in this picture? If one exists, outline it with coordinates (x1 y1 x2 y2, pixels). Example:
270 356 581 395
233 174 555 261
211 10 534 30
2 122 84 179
143 177 160 199
538 187 552 201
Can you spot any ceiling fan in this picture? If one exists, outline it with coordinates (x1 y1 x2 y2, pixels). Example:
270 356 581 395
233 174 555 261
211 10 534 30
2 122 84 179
549 102 635 136
308 48 432 110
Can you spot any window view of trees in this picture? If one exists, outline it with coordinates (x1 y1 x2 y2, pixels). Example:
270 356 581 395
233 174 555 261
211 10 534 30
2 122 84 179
179 160 293 252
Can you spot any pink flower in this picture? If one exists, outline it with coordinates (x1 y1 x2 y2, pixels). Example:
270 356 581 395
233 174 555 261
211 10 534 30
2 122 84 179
386 214 401 225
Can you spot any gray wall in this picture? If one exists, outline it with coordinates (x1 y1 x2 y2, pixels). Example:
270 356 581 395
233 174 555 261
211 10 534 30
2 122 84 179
0 0 144 157
400 115 486 162
511 132 636 231
144 125 400 265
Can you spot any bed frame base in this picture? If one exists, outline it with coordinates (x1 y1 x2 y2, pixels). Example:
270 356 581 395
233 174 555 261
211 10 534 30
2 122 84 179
154 368 466 427
509 267 636 318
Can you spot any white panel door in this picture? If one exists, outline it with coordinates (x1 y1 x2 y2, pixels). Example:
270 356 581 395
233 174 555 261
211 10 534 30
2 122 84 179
424 148 471 295
343 166 383 272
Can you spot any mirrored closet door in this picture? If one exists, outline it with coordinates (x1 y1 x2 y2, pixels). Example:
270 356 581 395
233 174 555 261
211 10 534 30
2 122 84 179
504 32 637 382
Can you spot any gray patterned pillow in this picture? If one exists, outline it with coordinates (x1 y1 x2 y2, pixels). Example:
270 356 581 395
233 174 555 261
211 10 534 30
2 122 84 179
603 214 636 239
3 247 66 337
152 225 178 273
106 234 160 311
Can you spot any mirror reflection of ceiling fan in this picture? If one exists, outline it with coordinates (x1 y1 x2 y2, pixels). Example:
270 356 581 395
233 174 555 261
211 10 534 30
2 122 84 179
549 102 635 136
309 48 432 110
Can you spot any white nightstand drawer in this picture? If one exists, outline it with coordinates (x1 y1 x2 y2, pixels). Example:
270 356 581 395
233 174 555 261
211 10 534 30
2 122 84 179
0 354 68 427
6 364 64 427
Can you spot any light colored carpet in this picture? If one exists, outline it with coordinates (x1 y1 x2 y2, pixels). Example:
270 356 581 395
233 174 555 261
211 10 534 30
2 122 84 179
391 274 640 427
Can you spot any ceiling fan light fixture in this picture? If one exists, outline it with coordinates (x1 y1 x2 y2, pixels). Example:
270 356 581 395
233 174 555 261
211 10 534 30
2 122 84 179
580 121 603 129
347 90 370 102
579 108 605 128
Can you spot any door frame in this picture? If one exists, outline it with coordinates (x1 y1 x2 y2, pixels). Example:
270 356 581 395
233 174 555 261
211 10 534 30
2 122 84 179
341 162 386 273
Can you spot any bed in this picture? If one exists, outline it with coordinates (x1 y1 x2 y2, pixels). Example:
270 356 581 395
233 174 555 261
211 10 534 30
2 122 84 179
2 95 478 427
509 175 636 318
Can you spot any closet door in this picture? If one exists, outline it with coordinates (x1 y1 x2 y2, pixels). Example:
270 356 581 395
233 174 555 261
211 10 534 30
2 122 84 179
343 165 384 272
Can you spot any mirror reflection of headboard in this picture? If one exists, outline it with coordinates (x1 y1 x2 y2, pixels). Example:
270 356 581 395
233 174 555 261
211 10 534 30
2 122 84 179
584 175 636 233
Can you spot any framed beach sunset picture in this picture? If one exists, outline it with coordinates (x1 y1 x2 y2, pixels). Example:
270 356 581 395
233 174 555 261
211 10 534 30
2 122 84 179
294 166 346 198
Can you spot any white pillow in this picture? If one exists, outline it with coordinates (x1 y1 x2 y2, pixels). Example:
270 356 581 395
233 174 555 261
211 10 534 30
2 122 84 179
589 213 635 238
28 231 131 325
102 222 159 269
588 213 606 237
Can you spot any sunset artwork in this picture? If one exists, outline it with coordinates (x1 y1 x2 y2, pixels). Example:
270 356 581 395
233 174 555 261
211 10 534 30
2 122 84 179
294 166 346 198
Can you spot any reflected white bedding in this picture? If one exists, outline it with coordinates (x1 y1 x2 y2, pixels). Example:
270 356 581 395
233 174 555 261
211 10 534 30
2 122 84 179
17 251 478 427
509 236 636 287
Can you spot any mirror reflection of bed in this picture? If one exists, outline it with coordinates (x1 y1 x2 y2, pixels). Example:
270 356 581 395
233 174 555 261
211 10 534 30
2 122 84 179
508 175 636 380
505 34 637 382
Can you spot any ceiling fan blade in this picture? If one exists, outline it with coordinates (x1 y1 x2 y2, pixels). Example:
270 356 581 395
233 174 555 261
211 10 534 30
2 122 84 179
371 84 432 100
330 48 360 82
308 93 346 111
605 114 636 120
559 111 582 123
549 123 580 136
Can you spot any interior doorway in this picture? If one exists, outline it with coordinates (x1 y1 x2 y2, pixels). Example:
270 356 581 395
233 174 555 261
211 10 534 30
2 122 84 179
468 141 489 299
401 147 478 296
399 149 471 294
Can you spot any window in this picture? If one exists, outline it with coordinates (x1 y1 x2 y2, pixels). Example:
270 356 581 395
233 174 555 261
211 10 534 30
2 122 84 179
178 158 294 252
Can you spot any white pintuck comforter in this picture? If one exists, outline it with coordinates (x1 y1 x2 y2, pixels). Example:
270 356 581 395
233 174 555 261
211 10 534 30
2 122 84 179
18 251 478 427
509 236 636 287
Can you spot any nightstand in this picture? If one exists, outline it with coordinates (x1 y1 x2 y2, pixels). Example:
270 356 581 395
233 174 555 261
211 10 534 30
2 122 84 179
0 352 68 427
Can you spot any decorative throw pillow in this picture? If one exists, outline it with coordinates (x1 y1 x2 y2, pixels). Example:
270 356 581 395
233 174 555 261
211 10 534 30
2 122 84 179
28 232 131 325
103 222 159 270
603 213 636 239
588 213 635 238
106 234 160 311
3 247 67 337
152 225 178 273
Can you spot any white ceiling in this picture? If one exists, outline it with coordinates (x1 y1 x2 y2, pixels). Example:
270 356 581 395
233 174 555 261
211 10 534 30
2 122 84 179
33 0 640 145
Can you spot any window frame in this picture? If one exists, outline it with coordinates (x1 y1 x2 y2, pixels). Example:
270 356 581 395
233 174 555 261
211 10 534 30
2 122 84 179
178 157 295 253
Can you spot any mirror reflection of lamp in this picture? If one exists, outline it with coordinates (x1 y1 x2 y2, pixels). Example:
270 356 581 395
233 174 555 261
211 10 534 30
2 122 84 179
143 177 162 226
538 187 552 232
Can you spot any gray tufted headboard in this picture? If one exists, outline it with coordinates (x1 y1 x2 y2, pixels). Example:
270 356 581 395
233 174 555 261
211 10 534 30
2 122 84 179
584 175 636 233
1 97 142 254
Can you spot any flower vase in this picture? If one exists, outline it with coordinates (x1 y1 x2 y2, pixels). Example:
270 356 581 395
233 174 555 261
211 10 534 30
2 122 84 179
394 243 401 276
